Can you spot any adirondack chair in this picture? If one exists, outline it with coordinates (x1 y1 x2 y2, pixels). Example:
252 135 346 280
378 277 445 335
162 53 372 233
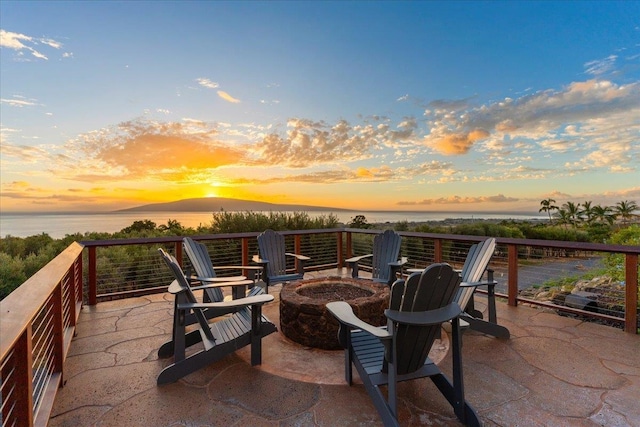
454 238 509 339
156 248 277 385
408 238 509 339
183 237 264 300
327 264 481 427
253 229 310 292
345 229 407 285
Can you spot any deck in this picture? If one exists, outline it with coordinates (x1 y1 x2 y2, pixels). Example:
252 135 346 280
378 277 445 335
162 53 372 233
49 269 640 426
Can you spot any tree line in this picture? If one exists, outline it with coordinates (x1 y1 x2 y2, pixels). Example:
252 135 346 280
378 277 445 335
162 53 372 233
538 199 638 227
2 207 638 300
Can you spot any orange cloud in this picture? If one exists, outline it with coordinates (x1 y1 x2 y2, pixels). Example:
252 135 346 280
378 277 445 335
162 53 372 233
98 134 244 173
428 129 489 155
217 90 240 103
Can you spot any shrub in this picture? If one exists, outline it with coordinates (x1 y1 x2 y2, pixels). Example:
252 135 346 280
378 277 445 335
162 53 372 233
0 253 27 299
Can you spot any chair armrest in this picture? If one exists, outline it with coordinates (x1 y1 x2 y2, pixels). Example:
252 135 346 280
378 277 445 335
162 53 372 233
385 302 462 326
285 253 310 261
190 279 255 290
178 294 274 311
252 255 268 265
460 280 497 288
326 301 391 339
192 275 247 283
388 257 408 268
345 253 372 264
214 265 263 270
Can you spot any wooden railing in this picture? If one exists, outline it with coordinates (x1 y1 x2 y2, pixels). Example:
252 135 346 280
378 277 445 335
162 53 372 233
0 242 83 427
1 229 638 426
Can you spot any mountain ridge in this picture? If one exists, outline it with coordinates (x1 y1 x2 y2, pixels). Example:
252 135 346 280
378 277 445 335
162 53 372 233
116 197 350 213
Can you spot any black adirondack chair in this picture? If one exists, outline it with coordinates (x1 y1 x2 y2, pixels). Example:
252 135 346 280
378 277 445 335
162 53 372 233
253 229 310 292
345 229 407 286
327 263 481 427
408 238 509 339
453 238 509 339
156 248 277 385
183 237 263 300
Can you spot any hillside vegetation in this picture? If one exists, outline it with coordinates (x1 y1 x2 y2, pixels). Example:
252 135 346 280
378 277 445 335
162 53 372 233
1 201 638 300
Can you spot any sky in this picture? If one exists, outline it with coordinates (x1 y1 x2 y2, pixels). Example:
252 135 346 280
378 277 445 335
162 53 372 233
1 1 639 214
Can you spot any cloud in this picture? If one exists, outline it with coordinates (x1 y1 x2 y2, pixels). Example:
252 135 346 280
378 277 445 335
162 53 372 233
397 194 519 206
256 117 420 168
420 78 640 172
0 142 51 163
584 55 617 76
1 96 39 107
217 90 240 103
224 165 398 185
59 119 252 182
0 29 62 60
425 128 490 155
196 78 219 89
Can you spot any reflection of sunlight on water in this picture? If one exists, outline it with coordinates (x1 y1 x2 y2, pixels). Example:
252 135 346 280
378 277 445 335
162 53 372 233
0 210 545 238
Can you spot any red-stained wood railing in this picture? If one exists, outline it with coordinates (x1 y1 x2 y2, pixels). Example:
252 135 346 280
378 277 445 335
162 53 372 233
0 242 83 427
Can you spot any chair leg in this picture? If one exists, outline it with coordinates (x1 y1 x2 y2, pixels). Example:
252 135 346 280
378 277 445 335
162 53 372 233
250 305 262 366
450 318 465 421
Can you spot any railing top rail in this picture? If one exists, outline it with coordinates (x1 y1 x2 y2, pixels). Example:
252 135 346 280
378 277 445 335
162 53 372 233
397 231 640 254
78 227 640 255
80 228 346 247
0 241 84 360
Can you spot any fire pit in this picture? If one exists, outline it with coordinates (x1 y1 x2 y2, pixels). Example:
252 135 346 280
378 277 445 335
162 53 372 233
279 276 390 350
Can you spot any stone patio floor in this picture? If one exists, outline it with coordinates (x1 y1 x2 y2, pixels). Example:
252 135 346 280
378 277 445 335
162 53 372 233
50 269 640 426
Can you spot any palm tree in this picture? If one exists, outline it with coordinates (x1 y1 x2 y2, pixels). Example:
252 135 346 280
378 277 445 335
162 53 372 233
615 200 639 225
562 201 582 228
553 208 571 229
539 198 558 222
580 201 595 225
592 205 616 226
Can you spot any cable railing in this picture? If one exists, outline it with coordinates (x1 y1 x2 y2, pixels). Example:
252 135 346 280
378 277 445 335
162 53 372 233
1 229 638 426
0 242 83 427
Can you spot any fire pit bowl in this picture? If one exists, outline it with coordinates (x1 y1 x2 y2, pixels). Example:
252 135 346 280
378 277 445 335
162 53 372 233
279 276 390 350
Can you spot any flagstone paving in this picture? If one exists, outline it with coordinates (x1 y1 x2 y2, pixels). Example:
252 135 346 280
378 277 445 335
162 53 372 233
50 271 640 426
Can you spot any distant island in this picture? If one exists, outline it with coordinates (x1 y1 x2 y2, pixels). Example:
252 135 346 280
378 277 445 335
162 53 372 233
116 197 350 213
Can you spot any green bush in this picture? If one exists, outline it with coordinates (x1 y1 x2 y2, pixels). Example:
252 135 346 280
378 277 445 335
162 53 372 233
208 211 339 233
0 253 27 299
603 225 640 282
450 222 525 238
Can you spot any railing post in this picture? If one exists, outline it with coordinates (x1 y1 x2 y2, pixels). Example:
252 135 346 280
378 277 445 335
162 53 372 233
434 239 442 262
346 231 353 259
508 244 518 306
625 253 638 334
337 231 344 268
53 284 64 377
175 241 183 267
242 237 250 266
69 258 79 326
241 237 253 280
294 234 302 271
88 246 97 306
15 325 35 426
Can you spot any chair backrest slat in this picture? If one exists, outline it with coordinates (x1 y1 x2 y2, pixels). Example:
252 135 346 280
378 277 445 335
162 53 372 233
158 248 213 338
455 238 496 309
183 237 224 302
257 229 288 277
371 230 402 282
390 263 460 374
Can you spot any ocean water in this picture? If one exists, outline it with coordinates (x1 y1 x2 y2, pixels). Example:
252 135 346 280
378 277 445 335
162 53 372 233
0 210 545 238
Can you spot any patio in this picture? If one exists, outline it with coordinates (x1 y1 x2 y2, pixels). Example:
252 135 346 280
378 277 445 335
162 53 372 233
49 269 640 427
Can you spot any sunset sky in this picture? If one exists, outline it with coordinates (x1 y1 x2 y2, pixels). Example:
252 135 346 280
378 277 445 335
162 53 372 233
1 1 639 214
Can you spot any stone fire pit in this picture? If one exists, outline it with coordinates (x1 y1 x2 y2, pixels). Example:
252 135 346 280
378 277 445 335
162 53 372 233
279 276 390 350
